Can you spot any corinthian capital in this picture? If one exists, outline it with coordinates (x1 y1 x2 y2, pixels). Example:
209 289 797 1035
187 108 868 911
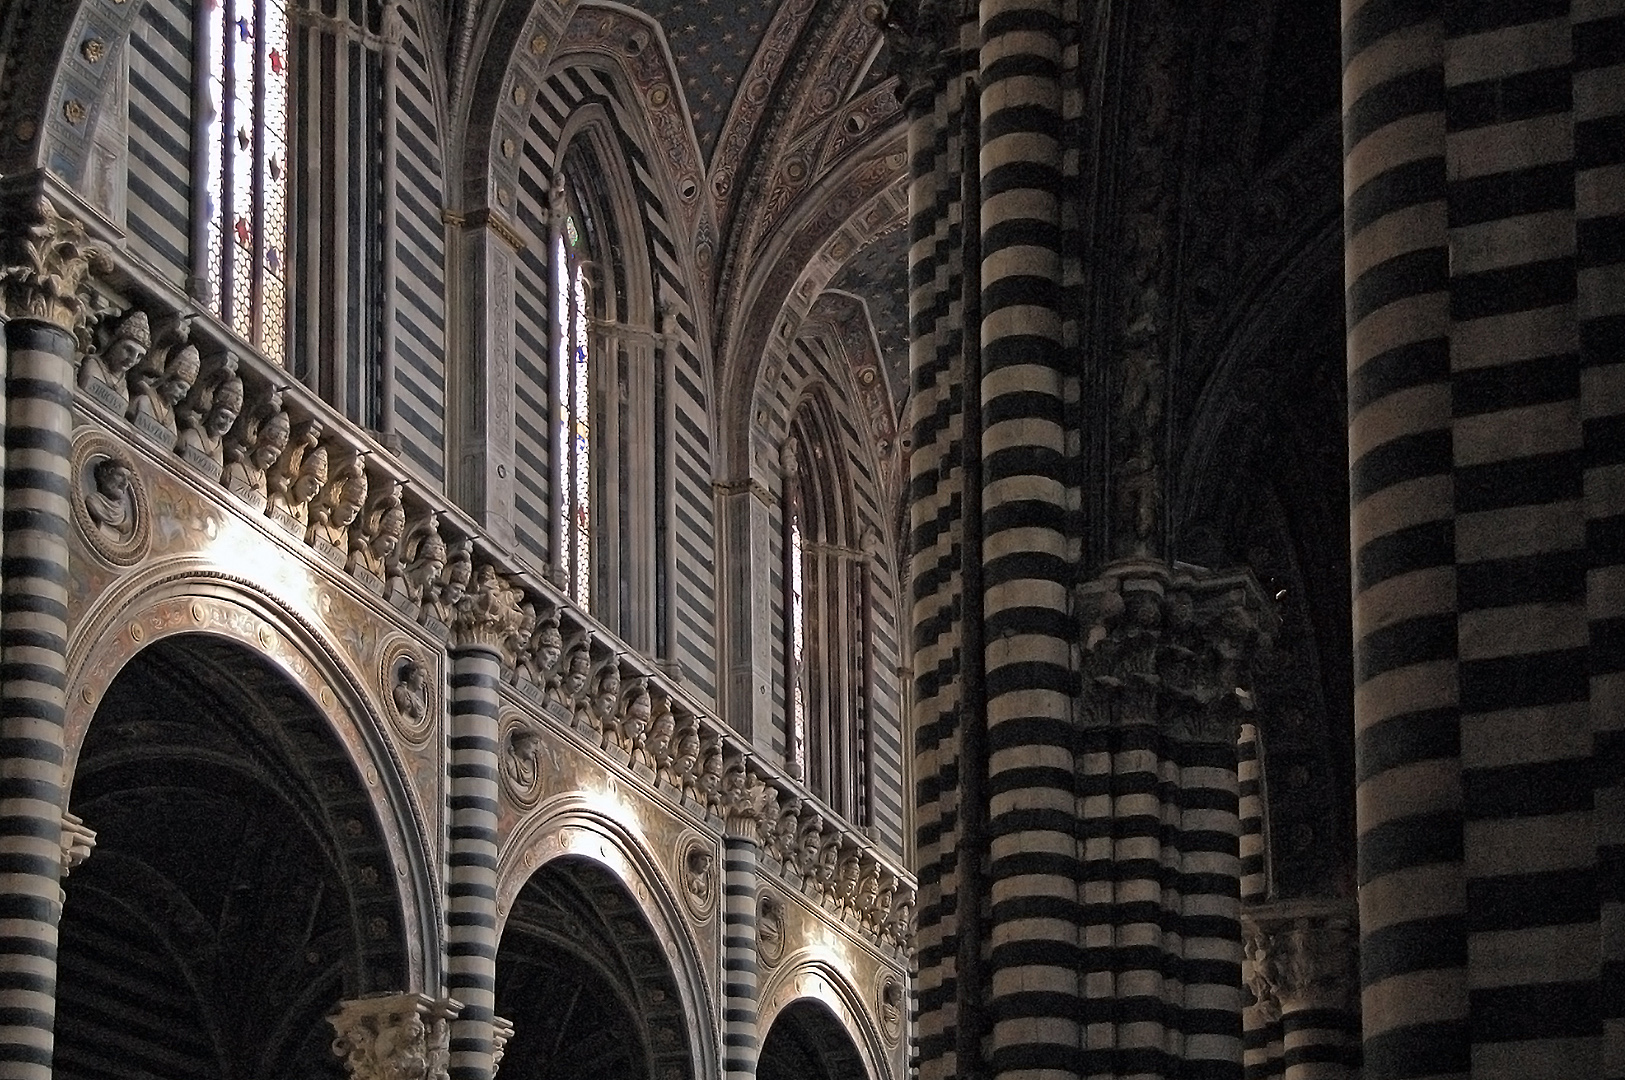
1242 901 1357 1014
0 195 107 331
329 993 462 1080
450 563 525 653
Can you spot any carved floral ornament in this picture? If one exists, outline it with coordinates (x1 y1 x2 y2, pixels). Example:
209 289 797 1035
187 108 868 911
0 195 109 330
1241 907 1357 1020
329 993 460 1080
1074 560 1275 744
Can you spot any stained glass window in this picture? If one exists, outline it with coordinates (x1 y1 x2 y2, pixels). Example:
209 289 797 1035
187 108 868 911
556 218 592 607
200 0 290 363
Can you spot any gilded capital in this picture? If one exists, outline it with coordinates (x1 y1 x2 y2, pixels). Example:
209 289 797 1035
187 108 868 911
0 196 106 331
329 993 462 1080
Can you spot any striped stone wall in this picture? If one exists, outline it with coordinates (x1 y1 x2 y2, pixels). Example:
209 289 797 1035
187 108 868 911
1343 1 1625 1075
512 60 717 703
125 0 194 285
391 2 448 485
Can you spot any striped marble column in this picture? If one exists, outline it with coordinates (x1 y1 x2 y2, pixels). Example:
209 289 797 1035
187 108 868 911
976 2 1078 1078
1341 6 1466 1077
903 21 976 1080
1077 564 1267 1080
720 824 759 1080
447 581 516 1080
1240 907 1356 1080
0 199 98 1080
1576 2 1625 1076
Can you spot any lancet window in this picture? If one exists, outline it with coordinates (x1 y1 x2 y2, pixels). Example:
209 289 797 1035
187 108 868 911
199 0 291 362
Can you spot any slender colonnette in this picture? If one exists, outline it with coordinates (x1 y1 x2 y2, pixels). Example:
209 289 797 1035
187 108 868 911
720 825 759 1080
1575 1 1625 1075
906 18 975 1080
0 200 96 1080
446 581 516 1080
976 1 1077 1078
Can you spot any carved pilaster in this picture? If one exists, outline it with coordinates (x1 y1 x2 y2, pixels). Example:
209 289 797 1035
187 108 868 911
329 993 463 1080
0 195 106 331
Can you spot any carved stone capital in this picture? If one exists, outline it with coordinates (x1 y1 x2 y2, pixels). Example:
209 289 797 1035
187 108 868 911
1076 559 1274 744
1243 901 1357 1016
450 564 525 653
869 0 962 109
0 195 107 331
329 993 462 1080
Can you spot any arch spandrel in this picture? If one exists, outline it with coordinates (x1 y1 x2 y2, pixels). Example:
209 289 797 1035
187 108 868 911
63 451 448 993
495 797 721 1080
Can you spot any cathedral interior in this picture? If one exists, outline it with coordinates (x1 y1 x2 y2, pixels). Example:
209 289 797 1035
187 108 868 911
0 0 1617 1079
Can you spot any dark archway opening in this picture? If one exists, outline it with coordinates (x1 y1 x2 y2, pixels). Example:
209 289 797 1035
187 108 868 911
759 999 868 1080
56 634 409 1080
495 855 693 1080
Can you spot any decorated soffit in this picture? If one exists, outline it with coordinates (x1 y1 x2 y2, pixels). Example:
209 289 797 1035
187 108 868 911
621 0 786 161
825 221 908 414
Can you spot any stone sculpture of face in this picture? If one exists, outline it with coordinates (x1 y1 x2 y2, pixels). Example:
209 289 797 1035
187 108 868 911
562 650 591 697
335 476 367 528
253 415 292 470
596 666 621 714
207 390 242 438
535 624 562 676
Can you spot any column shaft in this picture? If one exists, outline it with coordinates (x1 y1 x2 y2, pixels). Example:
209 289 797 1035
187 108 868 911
0 318 76 1080
447 645 502 1080
977 1 1077 1077
721 832 759 1080
1341 7 1468 1077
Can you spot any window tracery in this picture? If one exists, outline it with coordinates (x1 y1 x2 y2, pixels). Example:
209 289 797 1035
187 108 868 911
200 0 290 362
555 209 593 607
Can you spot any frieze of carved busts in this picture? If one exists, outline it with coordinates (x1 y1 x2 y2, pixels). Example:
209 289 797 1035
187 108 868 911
767 797 801 868
504 601 537 676
618 677 652 762
127 330 199 450
583 660 621 748
795 813 825 891
77 308 149 414
175 351 244 481
646 692 678 782
854 859 882 926
670 715 702 798
515 608 562 693
883 888 916 950
872 874 897 937
396 514 447 620
224 384 291 509
350 480 406 595
308 450 369 565
329 993 461 1080
551 637 593 710
420 536 471 635
265 418 325 535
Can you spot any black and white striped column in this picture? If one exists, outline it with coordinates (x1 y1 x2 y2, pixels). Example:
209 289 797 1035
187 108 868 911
1341 6 1464 1076
1577 2 1625 1075
976 1 1078 1077
721 824 759 1080
447 637 503 1080
0 311 78 1080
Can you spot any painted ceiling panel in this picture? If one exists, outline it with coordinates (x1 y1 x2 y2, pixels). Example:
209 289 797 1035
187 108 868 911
624 0 785 160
